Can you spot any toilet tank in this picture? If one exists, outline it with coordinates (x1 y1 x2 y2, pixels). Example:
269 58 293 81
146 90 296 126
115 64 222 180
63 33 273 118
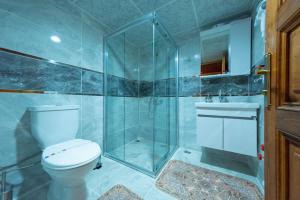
29 105 80 149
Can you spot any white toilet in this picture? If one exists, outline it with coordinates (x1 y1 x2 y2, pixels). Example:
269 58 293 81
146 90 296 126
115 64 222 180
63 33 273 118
29 105 101 200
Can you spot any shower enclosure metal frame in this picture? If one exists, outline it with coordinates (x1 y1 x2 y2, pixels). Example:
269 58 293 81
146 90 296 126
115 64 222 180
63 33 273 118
103 12 179 177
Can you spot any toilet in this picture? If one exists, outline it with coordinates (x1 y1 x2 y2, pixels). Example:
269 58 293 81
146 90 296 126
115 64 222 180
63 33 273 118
29 105 101 200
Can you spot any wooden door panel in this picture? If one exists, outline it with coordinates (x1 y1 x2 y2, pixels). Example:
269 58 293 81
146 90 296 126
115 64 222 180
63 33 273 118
289 143 300 200
277 108 300 140
289 26 300 102
276 0 300 198
266 0 300 199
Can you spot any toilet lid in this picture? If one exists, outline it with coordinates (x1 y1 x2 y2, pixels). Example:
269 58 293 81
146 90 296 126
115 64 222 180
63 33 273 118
42 139 101 170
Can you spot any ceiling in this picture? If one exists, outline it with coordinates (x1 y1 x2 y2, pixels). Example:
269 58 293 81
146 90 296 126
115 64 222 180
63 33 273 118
71 0 260 44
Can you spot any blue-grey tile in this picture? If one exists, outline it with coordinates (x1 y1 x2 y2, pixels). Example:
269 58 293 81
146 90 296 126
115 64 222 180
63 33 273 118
139 81 153 97
250 74 264 95
106 74 119 96
166 78 177 97
225 75 249 96
201 75 249 96
179 76 200 97
82 70 103 95
155 79 166 96
0 50 81 93
201 77 227 96
118 78 138 97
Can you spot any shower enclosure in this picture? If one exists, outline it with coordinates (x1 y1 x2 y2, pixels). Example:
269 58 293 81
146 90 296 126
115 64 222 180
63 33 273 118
104 13 178 176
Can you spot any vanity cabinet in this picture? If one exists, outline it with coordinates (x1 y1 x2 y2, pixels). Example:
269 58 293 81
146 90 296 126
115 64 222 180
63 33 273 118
196 103 259 157
197 116 223 150
223 118 257 156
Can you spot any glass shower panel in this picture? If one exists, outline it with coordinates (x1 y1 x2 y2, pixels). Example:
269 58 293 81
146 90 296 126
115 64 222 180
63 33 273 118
168 49 178 153
105 33 125 160
123 21 155 172
104 13 178 176
153 27 174 170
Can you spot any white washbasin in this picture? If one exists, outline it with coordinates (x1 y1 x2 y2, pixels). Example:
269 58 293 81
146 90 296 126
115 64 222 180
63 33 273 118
195 102 260 110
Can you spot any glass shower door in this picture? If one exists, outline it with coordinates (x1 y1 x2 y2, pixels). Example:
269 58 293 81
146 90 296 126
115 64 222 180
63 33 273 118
105 33 125 161
123 21 155 173
153 25 178 171
104 13 178 176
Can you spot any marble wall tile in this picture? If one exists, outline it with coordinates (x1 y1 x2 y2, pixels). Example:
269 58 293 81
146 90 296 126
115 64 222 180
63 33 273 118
81 14 105 72
139 81 153 97
118 79 138 97
178 97 201 151
225 75 249 96
166 78 177 97
178 37 201 78
250 74 265 95
0 50 82 93
82 70 104 95
106 74 119 96
105 96 125 134
81 95 103 148
154 79 167 97
0 0 105 72
0 8 53 62
124 97 139 130
178 76 200 97
252 1 266 66
200 77 226 96
0 49 107 96
201 75 250 96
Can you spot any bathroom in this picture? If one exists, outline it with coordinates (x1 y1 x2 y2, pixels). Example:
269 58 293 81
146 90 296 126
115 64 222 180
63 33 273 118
1 0 297 200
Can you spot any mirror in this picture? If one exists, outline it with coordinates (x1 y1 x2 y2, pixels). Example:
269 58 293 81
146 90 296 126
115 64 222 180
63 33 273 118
200 25 230 76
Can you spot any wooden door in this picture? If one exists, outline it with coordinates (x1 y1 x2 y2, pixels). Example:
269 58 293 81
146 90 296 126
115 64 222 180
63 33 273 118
265 0 300 200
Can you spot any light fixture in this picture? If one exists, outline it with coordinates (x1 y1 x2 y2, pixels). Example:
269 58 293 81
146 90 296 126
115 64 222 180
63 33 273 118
50 35 61 43
194 54 200 59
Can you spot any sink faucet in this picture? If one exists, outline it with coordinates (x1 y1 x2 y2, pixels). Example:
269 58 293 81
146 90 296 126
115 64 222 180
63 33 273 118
218 89 227 103
205 93 213 103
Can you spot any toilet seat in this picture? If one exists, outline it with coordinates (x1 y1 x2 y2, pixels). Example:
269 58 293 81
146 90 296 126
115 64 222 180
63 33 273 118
42 139 101 170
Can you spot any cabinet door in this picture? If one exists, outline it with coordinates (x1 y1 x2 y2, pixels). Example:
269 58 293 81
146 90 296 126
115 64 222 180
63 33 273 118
230 18 251 75
197 116 223 150
224 118 257 156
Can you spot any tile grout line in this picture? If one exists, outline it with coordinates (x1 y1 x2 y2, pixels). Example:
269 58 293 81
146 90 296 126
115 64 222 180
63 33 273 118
191 0 200 29
128 0 144 15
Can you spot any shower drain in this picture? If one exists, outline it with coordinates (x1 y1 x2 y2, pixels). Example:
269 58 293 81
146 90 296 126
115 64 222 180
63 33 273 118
184 150 191 154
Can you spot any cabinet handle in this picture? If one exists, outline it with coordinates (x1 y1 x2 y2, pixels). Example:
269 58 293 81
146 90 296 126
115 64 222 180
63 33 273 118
256 53 271 107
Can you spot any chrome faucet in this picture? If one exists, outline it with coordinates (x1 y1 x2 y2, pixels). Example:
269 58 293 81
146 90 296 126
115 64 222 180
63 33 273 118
218 89 227 102
205 93 213 103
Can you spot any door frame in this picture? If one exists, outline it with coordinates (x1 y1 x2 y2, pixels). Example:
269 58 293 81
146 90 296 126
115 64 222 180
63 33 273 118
265 0 300 199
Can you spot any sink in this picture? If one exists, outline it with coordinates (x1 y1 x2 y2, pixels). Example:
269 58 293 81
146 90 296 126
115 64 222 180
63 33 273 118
195 102 260 110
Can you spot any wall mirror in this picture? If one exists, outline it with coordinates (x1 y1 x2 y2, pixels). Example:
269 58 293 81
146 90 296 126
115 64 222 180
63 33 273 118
200 18 252 77
200 26 230 76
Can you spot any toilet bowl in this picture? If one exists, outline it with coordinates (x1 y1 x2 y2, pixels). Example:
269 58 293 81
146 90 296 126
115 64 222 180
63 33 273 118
29 105 101 200
42 139 100 200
